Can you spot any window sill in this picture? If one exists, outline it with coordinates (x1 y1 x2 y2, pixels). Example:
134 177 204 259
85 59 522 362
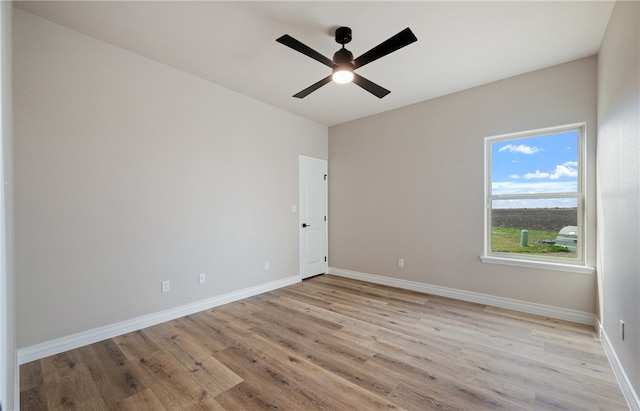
480 255 595 275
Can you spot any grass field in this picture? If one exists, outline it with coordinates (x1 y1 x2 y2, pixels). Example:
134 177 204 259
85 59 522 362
490 208 578 258
491 226 576 257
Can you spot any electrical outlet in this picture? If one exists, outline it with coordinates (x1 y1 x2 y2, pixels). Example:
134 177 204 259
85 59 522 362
161 280 170 293
264 261 270 271
199 272 206 284
398 258 404 268
620 320 625 340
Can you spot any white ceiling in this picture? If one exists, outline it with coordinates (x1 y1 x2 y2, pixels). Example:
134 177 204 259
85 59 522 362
14 1 614 126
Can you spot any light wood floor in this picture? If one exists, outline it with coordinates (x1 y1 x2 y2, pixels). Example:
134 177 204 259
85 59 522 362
20 274 627 410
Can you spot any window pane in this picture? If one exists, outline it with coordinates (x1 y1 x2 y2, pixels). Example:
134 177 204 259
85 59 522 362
491 131 579 195
490 199 578 258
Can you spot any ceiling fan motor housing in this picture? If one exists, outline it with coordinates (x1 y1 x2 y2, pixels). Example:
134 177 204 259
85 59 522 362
333 48 354 64
335 26 352 45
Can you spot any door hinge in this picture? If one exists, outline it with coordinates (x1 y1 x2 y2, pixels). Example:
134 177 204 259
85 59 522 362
324 256 327 262
324 216 327 221
324 174 327 181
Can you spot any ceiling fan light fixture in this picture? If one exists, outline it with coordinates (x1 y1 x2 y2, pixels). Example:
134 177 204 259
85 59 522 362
332 63 354 84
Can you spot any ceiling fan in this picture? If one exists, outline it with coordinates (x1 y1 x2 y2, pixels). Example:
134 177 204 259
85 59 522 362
276 26 417 99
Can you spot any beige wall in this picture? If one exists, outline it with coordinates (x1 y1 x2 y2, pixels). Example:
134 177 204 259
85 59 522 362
597 0 640 400
13 9 327 348
329 56 597 313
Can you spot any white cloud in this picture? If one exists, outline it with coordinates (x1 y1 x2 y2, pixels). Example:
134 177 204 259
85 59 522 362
509 174 520 179
492 197 578 209
523 170 550 179
518 162 578 180
498 144 541 155
491 180 578 195
549 164 578 180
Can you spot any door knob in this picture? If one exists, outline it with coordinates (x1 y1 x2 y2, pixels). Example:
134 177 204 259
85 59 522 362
302 223 310 228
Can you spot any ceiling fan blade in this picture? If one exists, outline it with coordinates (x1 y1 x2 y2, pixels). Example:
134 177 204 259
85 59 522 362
293 75 333 98
276 34 335 68
353 28 417 69
352 73 390 99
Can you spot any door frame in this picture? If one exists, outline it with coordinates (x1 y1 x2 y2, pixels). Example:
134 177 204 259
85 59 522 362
298 155 328 279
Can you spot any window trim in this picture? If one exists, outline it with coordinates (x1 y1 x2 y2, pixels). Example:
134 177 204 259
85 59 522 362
479 255 595 274
483 123 590 271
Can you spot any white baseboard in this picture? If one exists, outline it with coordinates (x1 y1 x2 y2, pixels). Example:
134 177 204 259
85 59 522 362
328 267 596 326
17 275 300 365
597 320 640 411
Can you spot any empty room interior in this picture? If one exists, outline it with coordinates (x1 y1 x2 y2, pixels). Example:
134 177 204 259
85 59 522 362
1 1 639 410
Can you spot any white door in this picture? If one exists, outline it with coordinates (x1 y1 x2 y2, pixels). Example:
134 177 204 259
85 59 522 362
299 156 327 279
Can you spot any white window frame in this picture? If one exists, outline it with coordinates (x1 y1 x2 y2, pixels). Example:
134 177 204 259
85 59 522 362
481 123 593 274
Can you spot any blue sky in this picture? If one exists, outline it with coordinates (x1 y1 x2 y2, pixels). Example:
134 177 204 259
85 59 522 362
491 130 579 208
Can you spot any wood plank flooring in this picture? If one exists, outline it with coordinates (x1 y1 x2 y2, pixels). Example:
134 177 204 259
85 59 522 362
20 274 628 410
